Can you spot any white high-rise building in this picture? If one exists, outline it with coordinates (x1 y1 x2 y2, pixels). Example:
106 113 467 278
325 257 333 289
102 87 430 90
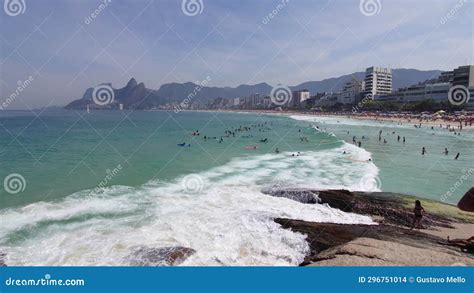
292 90 310 107
233 98 240 107
250 93 262 107
364 66 392 96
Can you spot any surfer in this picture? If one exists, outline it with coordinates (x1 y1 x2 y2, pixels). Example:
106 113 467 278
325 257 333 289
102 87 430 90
455 153 460 160
422 147 426 155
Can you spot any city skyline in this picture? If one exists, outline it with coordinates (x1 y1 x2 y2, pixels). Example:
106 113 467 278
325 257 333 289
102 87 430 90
1 0 473 109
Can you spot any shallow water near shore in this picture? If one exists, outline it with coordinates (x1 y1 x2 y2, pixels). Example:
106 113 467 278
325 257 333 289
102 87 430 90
0 110 471 265
290 114 474 204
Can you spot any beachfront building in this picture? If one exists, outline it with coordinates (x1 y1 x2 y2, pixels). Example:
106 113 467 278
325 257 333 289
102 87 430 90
317 92 338 107
233 97 240 107
291 89 310 107
263 96 273 108
336 78 364 104
250 93 263 108
452 65 474 88
456 66 474 109
363 66 392 97
381 82 451 103
379 65 474 109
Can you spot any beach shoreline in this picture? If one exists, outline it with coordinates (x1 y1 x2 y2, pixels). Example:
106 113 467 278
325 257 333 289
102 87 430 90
164 109 474 131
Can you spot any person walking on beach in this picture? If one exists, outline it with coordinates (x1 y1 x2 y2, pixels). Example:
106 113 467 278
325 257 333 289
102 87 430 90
411 200 425 229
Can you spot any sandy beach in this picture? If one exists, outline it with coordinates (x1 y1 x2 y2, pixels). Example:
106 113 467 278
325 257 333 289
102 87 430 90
191 109 474 131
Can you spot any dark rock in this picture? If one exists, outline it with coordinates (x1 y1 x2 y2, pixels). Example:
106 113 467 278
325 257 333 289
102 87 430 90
263 188 319 204
274 218 449 265
458 187 474 212
0 253 7 266
267 189 454 229
127 246 196 266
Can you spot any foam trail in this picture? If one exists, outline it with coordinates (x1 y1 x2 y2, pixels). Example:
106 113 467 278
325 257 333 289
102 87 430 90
0 145 379 266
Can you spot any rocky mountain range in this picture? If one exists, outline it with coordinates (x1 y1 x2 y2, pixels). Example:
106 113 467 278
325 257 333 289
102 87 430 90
65 68 442 110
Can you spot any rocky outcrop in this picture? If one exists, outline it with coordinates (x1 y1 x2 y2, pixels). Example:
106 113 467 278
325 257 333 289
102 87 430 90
265 189 456 228
271 189 474 266
264 189 319 204
127 246 196 266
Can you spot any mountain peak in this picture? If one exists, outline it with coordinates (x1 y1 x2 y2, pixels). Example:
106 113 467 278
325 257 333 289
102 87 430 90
127 78 138 88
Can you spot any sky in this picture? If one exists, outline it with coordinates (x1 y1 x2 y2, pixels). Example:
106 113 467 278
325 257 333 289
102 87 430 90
0 0 473 109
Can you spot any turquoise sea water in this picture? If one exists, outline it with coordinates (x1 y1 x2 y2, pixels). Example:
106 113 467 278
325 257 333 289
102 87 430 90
290 115 474 204
0 110 472 266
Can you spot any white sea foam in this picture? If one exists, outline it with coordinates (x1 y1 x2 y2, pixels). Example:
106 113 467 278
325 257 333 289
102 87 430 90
0 144 379 266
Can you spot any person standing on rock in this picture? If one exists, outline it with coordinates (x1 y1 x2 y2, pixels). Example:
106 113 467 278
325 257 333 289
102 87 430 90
411 200 425 229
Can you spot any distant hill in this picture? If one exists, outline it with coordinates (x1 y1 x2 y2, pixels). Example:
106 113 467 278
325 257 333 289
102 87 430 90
64 69 442 110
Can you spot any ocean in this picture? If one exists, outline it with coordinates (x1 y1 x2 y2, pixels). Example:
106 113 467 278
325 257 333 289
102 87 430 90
0 110 472 266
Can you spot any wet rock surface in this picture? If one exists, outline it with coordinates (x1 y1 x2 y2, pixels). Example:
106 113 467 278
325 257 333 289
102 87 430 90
264 189 319 204
271 189 474 266
265 189 456 228
127 246 196 266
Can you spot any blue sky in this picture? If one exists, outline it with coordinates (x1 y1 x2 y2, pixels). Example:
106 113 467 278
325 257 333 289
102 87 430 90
0 0 473 109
